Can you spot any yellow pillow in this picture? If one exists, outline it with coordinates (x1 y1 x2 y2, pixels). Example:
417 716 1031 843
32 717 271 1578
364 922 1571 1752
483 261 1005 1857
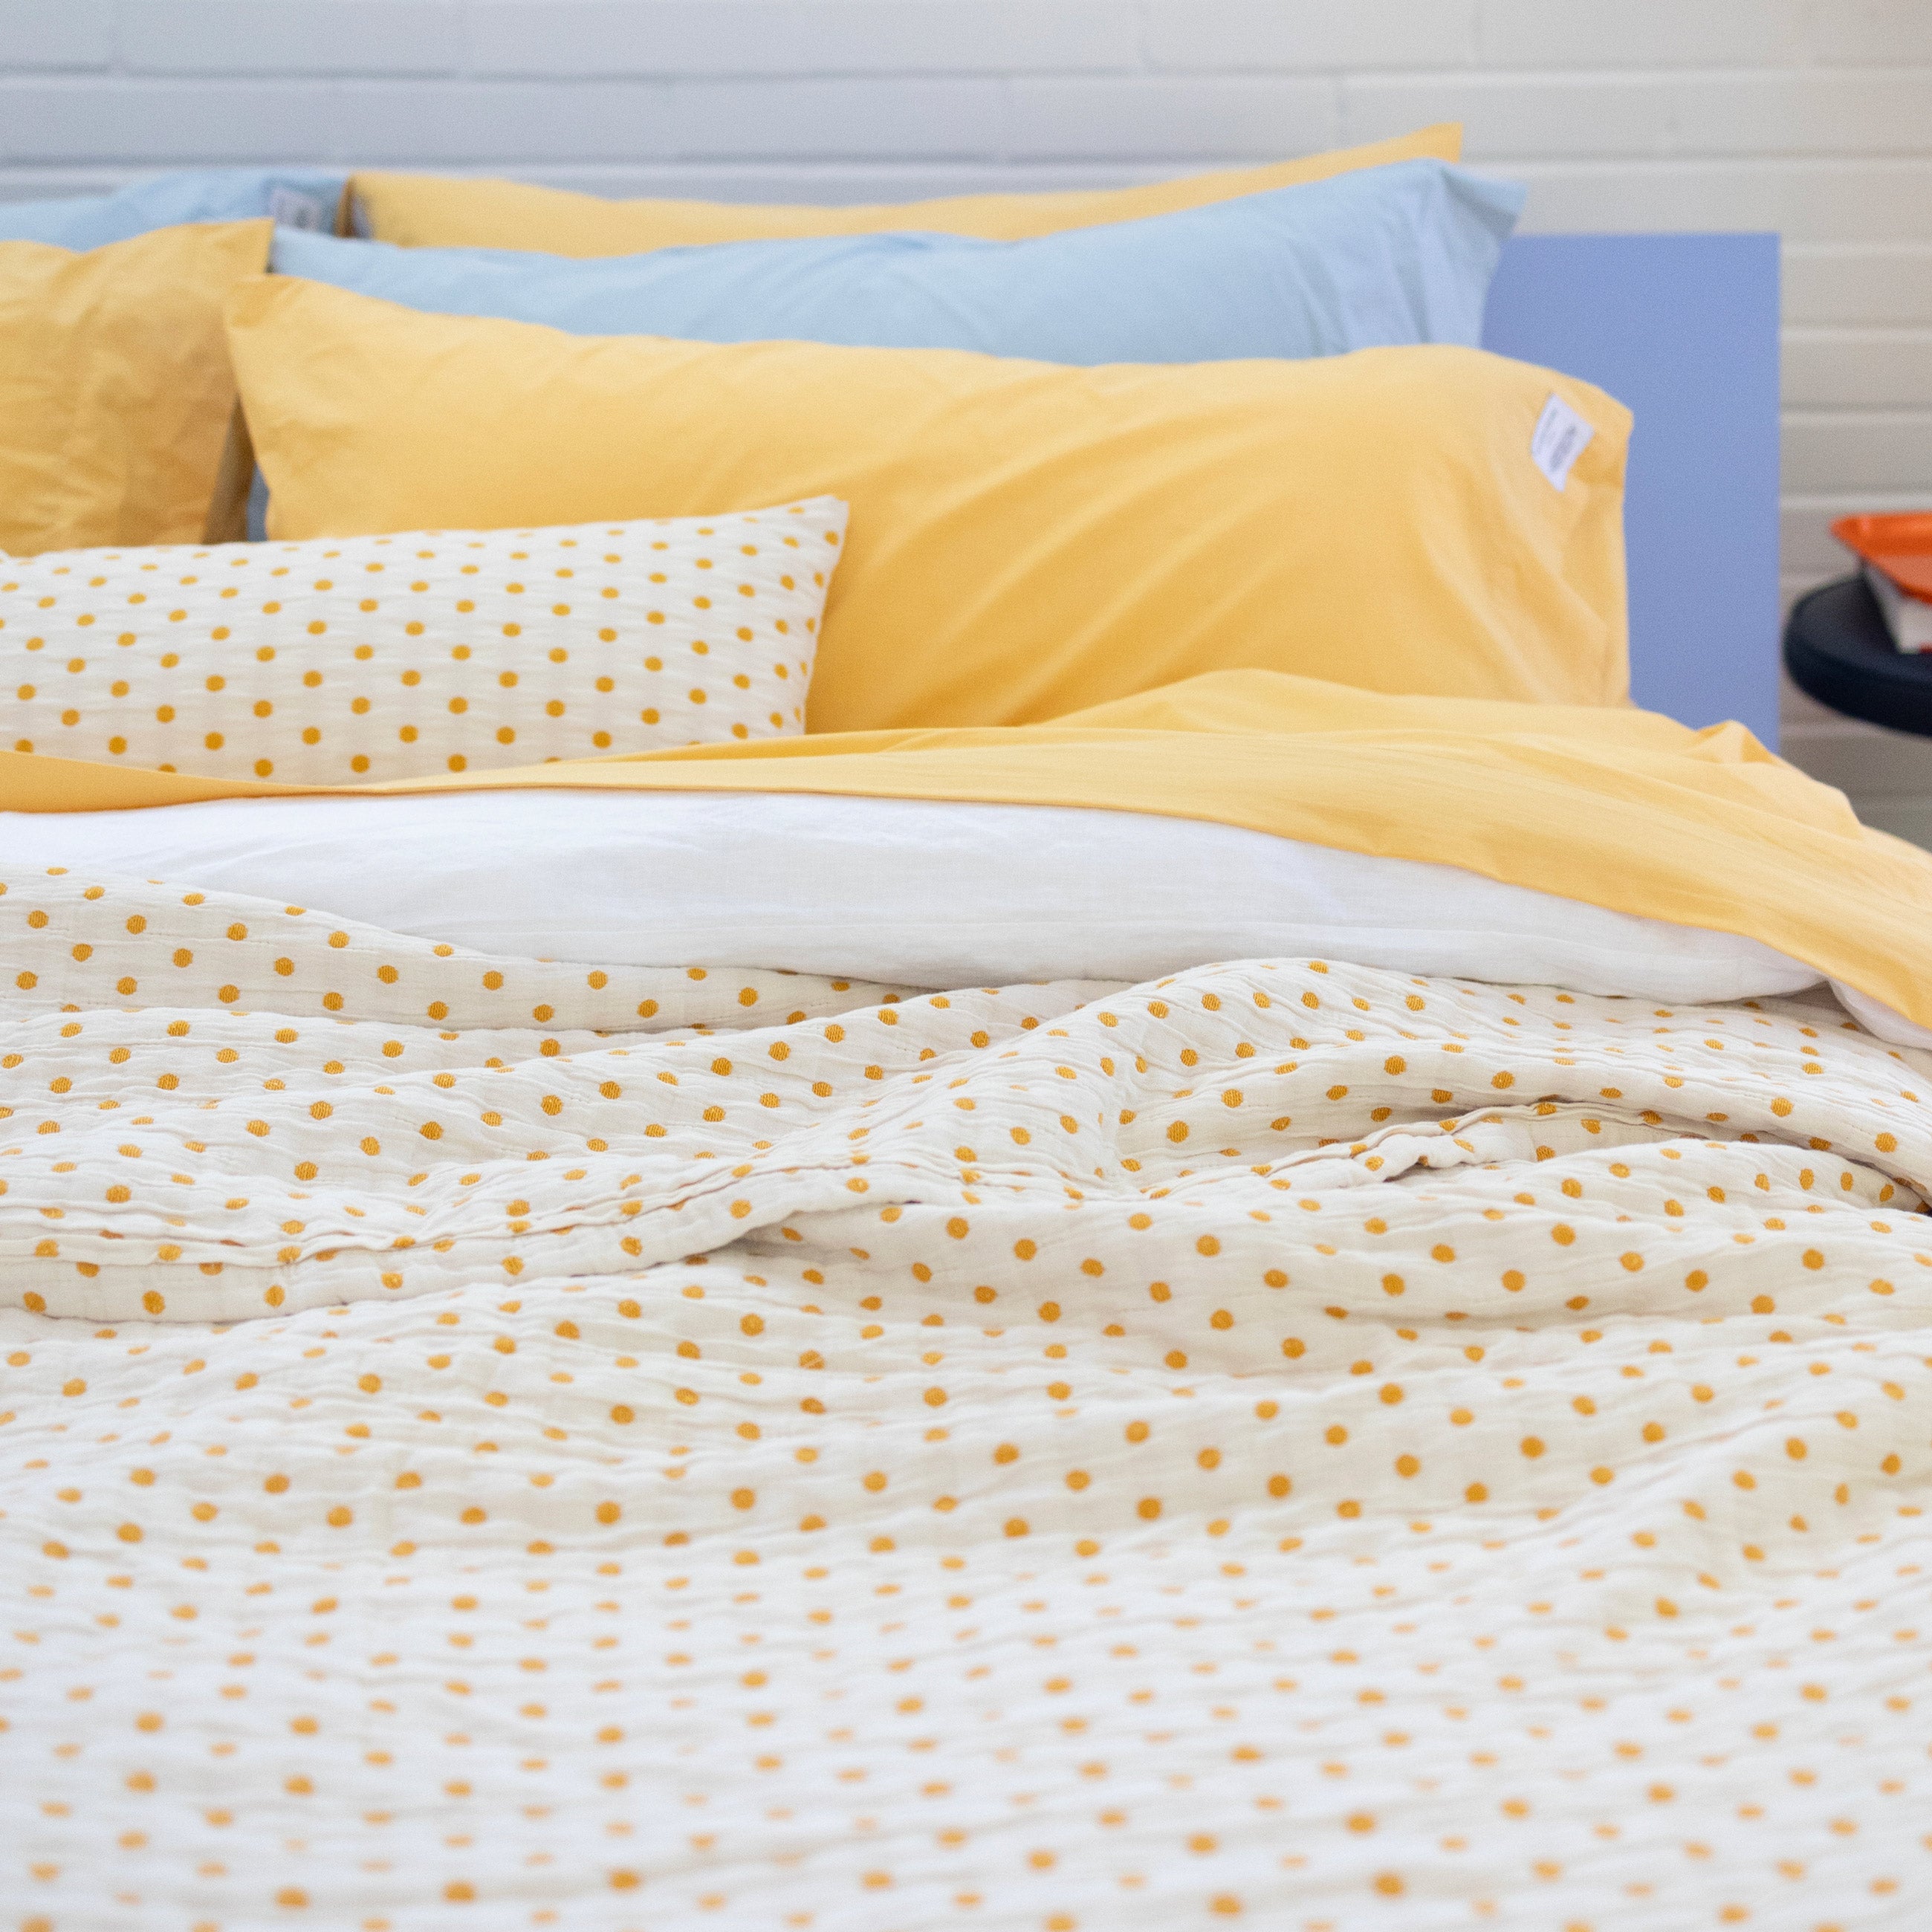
227 274 1631 732
0 221 272 557
352 125 1459 255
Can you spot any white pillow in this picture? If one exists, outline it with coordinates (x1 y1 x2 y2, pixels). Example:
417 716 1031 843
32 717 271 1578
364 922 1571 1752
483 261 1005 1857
0 497 845 781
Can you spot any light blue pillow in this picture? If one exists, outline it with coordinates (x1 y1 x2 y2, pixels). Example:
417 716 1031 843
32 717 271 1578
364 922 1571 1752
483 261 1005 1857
271 160 1524 364
0 169 345 250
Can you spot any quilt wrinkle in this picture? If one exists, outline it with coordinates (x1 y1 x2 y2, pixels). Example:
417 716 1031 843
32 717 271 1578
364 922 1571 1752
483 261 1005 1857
1 864 1929 1929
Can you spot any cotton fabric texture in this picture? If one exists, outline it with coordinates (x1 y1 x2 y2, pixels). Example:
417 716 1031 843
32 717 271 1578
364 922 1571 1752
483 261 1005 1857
0 220 271 556
224 277 1630 729
0 166 345 250
2 867 1931 1927
351 123 1461 253
273 161 1523 364
0 502 842 782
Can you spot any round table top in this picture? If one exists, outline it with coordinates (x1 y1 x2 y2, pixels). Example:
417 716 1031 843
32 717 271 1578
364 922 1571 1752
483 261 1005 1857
1784 574 1932 737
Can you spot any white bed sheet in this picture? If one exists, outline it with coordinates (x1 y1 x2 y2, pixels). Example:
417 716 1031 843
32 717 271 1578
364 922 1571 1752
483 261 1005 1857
4 787 1919 1041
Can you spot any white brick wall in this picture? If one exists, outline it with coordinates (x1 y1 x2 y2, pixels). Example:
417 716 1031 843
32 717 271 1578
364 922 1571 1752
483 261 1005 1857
4 0 1930 820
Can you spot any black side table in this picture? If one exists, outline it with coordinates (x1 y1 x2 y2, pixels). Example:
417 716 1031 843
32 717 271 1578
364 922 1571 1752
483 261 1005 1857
1784 574 1932 736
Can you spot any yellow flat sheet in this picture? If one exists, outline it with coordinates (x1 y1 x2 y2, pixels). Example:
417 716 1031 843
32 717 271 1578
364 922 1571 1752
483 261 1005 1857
5 670 1929 1030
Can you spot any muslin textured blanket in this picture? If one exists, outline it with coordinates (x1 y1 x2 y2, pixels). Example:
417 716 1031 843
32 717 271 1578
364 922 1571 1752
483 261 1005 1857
2 863 1929 1929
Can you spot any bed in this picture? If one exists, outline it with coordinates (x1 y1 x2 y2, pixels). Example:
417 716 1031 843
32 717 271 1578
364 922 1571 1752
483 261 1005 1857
5 214 1928 1932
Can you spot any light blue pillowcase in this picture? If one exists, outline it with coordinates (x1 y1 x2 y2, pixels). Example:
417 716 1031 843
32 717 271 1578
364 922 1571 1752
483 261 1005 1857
272 160 1525 364
0 168 346 250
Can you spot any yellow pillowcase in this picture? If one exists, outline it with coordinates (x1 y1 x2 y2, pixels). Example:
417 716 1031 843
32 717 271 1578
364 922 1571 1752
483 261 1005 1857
352 125 1459 255
227 274 1631 733
0 221 272 557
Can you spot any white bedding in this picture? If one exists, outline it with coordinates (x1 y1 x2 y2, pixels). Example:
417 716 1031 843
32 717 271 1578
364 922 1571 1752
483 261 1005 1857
0 784 1842 992
12 788 1923 1048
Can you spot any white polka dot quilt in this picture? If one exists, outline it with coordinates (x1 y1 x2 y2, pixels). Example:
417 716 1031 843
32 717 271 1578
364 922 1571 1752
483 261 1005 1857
1 852 1928 1929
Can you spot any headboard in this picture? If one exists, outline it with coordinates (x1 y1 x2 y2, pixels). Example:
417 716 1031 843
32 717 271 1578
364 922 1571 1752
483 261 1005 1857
1482 233 1782 748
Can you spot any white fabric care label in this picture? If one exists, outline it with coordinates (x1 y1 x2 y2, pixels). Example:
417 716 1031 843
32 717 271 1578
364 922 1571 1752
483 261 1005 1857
267 187 332 232
1529 392 1595 492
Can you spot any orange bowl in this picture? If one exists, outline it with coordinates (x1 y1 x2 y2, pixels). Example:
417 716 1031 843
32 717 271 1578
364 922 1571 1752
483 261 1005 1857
1833 513 1932 602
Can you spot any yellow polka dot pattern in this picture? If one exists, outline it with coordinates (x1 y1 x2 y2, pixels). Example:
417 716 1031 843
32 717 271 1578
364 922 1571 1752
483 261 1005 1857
2 869 1930 1925
0 496 843 781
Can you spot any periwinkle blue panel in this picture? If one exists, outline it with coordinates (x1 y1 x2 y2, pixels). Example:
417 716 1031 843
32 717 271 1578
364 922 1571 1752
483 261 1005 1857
1483 233 1782 747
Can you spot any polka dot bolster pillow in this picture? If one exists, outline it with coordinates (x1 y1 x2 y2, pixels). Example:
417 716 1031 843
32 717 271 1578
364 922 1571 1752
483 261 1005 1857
0 497 845 782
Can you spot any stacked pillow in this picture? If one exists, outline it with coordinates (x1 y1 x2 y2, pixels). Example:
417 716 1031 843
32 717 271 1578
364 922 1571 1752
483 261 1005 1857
0 502 843 781
273 161 1523 364
349 124 1462 252
230 279 1624 735
0 168 346 557
0 167 345 250
0 221 271 556
1 128 1636 784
